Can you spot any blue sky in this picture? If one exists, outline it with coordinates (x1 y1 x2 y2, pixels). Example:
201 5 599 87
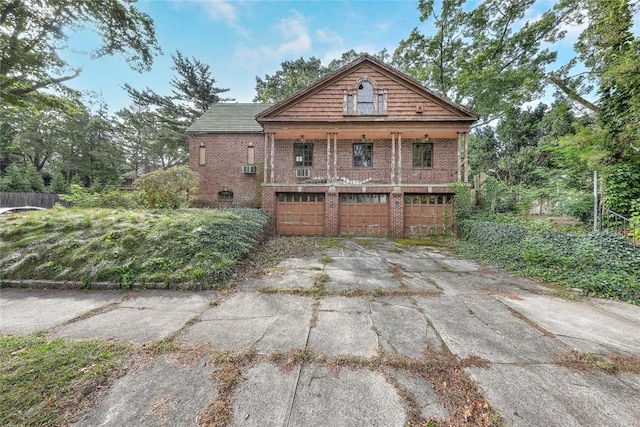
63 0 424 113
61 0 639 114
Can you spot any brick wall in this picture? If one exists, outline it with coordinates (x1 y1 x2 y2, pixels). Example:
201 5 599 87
189 133 264 207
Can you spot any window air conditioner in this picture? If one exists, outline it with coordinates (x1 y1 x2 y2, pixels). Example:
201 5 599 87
295 168 310 178
242 165 256 174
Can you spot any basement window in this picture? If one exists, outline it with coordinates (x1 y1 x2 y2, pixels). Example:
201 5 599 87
218 191 233 201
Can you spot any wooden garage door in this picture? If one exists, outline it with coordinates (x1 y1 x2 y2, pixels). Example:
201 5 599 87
339 193 389 236
276 193 325 235
404 194 454 234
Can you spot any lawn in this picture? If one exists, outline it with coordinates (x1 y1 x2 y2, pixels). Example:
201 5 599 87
0 208 270 288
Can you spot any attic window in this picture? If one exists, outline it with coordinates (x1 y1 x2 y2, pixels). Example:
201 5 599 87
357 81 374 115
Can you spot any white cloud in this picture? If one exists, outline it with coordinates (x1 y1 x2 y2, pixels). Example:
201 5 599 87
316 29 343 45
233 11 312 67
200 0 237 22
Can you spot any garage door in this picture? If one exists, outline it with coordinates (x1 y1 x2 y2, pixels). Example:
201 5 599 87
404 194 454 235
276 193 325 235
339 193 389 236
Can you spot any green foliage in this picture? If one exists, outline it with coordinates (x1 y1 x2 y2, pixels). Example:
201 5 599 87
58 184 99 208
0 208 270 287
458 220 640 304
453 183 473 223
0 335 131 426
602 162 640 217
96 189 140 209
135 166 200 209
0 162 44 192
0 0 159 106
48 169 70 194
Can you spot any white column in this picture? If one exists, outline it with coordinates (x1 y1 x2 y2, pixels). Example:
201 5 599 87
397 132 402 184
326 133 331 181
464 132 469 183
391 132 396 184
270 133 275 184
333 133 338 181
457 132 462 182
263 132 269 184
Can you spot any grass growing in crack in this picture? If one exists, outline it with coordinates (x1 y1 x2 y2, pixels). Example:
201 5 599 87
553 350 640 374
319 254 334 264
200 349 257 427
144 339 179 355
312 272 330 284
0 335 131 427
308 264 323 270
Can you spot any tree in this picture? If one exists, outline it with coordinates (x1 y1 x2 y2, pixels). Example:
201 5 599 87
253 50 390 103
0 0 159 106
393 0 559 123
135 165 199 209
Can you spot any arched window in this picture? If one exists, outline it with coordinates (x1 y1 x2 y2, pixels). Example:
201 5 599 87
357 81 374 115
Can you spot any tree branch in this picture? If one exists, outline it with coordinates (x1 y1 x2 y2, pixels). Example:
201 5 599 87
548 75 600 113
7 69 82 97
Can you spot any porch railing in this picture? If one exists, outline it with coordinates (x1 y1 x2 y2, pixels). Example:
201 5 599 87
600 207 638 250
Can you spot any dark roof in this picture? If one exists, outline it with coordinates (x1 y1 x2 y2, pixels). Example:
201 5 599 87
186 103 273 133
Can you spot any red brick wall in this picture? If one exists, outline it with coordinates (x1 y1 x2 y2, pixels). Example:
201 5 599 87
189 133 264 207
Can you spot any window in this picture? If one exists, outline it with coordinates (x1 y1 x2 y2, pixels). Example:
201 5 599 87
347 94 354 114
247 146 255 164
377 93 384 114
218 191 233 201
412 143 433 168
353 143 372 167
198 144 206 165
294 143 313 167
357 81 374 115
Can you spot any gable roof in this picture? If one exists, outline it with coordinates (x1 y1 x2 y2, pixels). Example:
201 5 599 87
256 54 477 122
186 103 273 134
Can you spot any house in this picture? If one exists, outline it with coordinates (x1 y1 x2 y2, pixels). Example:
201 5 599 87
187 55 476 237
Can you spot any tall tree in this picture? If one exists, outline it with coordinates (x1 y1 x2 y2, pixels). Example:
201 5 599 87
253 50 389 104
0 0 159 106
393 0 559 123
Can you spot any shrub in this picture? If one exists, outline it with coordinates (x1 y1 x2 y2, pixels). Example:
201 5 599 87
96 189 139 209
135 166 200 209
457 220 640 305
58 184 99 208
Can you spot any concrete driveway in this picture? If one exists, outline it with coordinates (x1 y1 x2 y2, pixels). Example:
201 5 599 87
1 238 639 426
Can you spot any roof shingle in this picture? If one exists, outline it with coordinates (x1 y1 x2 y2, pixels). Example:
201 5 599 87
186 103 273 133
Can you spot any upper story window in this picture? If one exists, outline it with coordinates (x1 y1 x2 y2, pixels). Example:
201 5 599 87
294 143 313 167
412 143 433 168
353 142 372 167
357 81 374 115
198 143 206 165
343 77 387 116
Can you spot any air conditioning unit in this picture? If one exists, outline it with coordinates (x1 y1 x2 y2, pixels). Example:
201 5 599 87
242 165 256 174
295 168 310 178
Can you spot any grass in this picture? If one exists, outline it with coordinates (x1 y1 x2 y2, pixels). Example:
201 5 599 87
0 207 269 288
0 334 132 426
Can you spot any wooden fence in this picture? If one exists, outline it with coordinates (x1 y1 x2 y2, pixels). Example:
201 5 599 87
0 192 66 208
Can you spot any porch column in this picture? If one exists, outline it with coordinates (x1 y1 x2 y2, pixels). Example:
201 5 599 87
333 132 338 181
463 132 469 183
457 132 462 182
326 132 331 181
263 132 269 184
269 132 275 184
391 132 396 185
397 132 402 184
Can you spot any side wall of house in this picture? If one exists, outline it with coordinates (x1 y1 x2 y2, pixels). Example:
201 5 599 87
189 133 264 207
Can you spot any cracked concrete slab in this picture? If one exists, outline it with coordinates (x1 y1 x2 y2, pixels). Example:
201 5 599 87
370 298 441 357
496 294 640 356
0 288 123 335
388 369 448 421
415 294 569 363
181 292 313 351
323 268 400 290
467 363 640 427
288 365 406 426
76 356 215 427
54 291 210 344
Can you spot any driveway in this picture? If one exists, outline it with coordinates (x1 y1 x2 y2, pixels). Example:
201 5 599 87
1 238 639 426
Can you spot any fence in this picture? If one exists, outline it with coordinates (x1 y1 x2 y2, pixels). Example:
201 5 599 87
600 206 638 250
0 192 65 208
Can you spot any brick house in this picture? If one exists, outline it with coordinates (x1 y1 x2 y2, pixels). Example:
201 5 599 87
187 55 476 237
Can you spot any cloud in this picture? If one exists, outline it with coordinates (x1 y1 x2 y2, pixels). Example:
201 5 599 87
316 29 343 45
200 0 237 22
233 11 312 67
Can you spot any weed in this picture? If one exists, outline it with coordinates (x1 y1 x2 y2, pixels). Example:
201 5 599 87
312 272 330 284
319 254 334 263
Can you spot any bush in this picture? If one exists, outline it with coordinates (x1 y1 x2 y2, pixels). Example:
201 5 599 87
135 166 200 209
95 189 139 209
457 220 640 304
0 163 44 192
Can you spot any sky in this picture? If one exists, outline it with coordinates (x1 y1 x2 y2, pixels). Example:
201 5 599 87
60 0 639 114
63 0 424 113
